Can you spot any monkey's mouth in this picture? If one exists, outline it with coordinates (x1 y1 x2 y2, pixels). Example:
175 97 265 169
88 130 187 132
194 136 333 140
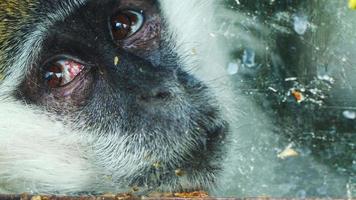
112 107 229 191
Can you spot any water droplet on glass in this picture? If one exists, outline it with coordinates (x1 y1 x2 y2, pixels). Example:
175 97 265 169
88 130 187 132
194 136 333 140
227 62 239 75
242 49 256 68
293 15 308 35
342 110 356 119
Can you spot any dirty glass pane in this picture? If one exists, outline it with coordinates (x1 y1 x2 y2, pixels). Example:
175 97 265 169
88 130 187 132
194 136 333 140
217 0 355 197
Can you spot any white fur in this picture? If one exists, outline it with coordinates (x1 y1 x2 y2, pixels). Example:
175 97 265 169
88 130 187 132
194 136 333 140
0 0 354 197
0 100 100 194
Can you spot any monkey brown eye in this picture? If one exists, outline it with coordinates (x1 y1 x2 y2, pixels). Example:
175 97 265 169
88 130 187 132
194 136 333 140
110 10 144 40
44 59 84 88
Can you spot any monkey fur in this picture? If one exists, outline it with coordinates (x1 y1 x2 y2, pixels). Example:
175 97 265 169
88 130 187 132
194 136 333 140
0 0 354 198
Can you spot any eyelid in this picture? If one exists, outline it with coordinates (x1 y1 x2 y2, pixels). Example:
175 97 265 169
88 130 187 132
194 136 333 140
112 7 145 17
42 54 92 68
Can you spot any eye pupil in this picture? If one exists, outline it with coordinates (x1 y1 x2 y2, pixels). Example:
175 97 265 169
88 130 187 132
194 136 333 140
110 10 144 41
112 14 132 40
45 65 63 88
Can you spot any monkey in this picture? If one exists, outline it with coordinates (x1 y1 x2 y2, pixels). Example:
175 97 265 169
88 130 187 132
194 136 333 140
0 0 354 198
0 0 230 195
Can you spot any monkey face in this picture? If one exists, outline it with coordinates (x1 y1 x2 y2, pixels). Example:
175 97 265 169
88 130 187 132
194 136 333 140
12 0 227 193
1 0 355 197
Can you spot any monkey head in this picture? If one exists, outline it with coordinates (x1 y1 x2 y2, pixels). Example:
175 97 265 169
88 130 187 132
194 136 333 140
0 0 229 194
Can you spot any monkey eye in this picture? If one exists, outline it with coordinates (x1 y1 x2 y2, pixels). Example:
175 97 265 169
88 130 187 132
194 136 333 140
44 59 84 88
110 10 144 40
